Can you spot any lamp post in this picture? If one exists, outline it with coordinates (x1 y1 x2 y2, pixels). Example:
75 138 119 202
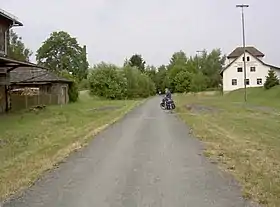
236 4 249 102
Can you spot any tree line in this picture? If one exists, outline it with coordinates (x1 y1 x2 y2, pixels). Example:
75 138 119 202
8 30 226 101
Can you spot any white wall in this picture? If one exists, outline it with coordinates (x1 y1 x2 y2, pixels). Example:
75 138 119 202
223 52 280 92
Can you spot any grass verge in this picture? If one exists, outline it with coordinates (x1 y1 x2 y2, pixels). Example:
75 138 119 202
0 92 144 201
175 88 280 207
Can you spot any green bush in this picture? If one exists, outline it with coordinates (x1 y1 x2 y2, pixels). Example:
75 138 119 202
88 63 127 100
60 70 79 102
123 65 156 98
88 63 155 99
190 72 207 92
68 82 79 102
264 69 279 90
174 71 191 93
78 78 89 90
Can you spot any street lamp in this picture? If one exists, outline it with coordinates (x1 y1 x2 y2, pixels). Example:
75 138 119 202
236 4 249 102
196 50 204 71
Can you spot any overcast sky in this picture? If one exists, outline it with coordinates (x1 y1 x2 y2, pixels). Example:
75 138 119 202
1 0 280 67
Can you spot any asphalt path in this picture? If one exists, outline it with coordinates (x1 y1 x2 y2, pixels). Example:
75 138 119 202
3 96 257 207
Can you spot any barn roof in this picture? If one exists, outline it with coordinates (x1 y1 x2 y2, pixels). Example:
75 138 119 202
10 67 72 84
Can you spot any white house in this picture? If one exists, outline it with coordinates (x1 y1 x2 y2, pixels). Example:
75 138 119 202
221 46 280 92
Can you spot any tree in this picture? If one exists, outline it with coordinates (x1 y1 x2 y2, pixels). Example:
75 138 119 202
199 49 226 89
174 71 191 93
168 50 188 69
8 30 32 61
167 51 188 92
190 72 207 92
36 31 89 81
145 65 157 84
155 65 169 93
88 63 155 99
128 54 146 73
264 69 279 89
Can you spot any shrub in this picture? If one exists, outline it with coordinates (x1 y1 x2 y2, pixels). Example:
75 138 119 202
60 70 79 102
89 63 127 100
264 69 279 90
68 82 79 102
190 72 207 92
174 71 191 93
88 63 155 99
78 78 89 90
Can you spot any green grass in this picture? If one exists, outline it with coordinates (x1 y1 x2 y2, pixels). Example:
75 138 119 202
0 92 143 200
175 87 280 207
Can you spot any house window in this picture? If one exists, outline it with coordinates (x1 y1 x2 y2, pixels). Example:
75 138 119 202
0 26 5 54
232 79 237 85
237 67 243 72
245 79 250 85
242 57 245 61
257 78 262 85
247 56 250 61
250 67 256 72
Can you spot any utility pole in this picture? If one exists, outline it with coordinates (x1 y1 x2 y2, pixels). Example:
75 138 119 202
236 4 249 102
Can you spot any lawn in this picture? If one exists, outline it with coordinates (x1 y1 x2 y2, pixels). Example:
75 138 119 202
175 87 280 207
0 91 142 201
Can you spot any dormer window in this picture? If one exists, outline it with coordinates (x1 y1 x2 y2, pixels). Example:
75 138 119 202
242 56 250 61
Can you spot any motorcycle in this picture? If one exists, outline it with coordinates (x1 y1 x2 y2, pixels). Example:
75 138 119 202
160 97 176 111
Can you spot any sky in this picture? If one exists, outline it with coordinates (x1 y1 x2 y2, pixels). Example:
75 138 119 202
1 0 280 67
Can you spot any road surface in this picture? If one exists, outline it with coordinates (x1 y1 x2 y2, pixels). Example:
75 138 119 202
3 97 257 207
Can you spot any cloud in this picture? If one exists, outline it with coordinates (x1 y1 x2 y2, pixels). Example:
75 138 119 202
2 0 280 67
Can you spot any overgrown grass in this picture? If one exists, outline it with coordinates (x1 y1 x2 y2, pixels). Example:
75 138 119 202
0 92 143 201
175 87 280 207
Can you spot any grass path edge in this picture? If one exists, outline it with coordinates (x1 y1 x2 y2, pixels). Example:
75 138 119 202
2 98 147 203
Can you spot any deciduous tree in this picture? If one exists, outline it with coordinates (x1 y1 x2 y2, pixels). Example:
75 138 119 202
36 31 89 81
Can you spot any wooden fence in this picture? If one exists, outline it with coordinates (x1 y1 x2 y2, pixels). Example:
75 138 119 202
10 94 60 111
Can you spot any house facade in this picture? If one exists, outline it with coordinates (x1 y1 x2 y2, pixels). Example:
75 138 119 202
221 46 280 92
0 8 23 56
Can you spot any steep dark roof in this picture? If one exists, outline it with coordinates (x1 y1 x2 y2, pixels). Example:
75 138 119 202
10 67 72 84
227 46 265 59
0 56 39 72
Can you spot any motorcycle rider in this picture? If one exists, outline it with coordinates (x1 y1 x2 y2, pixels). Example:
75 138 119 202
165 88 172 100
161 88 171 108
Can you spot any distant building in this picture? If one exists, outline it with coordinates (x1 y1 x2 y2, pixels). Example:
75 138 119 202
220 46 280 92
